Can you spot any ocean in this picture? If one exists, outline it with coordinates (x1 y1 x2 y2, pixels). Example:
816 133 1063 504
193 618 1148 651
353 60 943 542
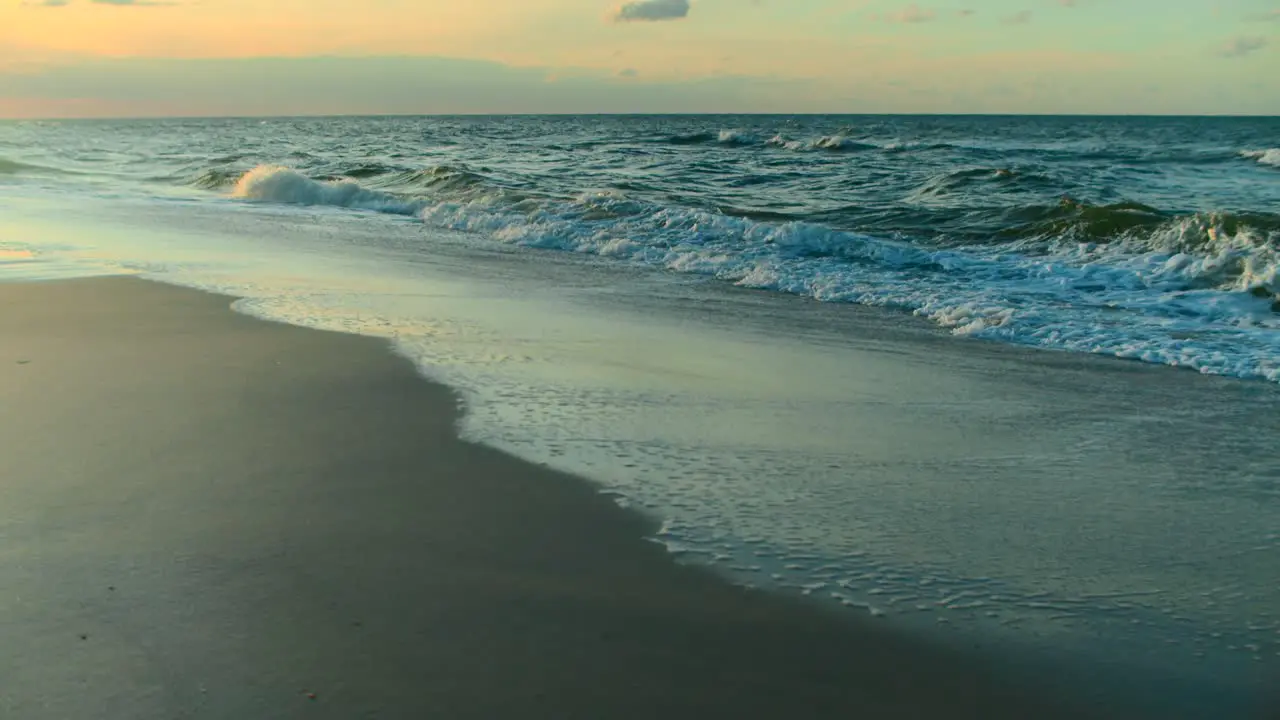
4 115 1279 377
2 115 1278 715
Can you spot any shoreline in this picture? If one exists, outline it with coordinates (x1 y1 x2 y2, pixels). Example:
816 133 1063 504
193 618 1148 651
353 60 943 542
0 276 1134 719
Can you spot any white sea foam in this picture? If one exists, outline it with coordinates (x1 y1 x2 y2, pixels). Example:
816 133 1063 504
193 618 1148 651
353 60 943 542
7 186 1279 698
674 131 935 153
716 129 756 145
222 165 1280 384
1241 149 1280 168
812 135 862 151
764 134 871 152
7 117 1280 707
765 134 806 151
232 165 424 215
416 191 1280 382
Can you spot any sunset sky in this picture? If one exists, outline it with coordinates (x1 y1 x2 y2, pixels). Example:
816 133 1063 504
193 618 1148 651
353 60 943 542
1 0 1276 117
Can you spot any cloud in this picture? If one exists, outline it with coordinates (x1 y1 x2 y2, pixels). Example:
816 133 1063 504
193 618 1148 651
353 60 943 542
618 68 639 77
3 49 1277 118
882 4 936 22
1245 9 1280 21
1003 10 1033 24
956 9 975 17
1217 35 1268 57
612 0 690 22
0 55 821 116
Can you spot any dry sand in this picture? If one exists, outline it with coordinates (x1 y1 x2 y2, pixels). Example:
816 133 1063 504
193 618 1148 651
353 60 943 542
0 277 1127 719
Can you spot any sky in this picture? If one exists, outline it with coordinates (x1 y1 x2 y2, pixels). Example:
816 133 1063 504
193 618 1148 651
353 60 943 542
0 0 1277 117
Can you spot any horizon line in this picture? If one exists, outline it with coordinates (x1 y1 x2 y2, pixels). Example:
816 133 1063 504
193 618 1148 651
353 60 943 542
3 111 1278 122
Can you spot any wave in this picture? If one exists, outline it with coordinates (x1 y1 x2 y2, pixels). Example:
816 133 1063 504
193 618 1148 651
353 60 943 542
190 168 243 190
373 165 488 194
188 161 492 199
657 131 1053 155
337 163 402 179
882 141 956 153
660 129 970 154
208 164 1280 381
664 132 716 145
717 129 757 145
413 189 1279 380
1004 199 1169 241
0 156 69 176
1002 198 1280 249
222 164 1278 294
765 134 877 153
662 129 761 146
912 167 1054 198
1241 149 1280 168
230 165 425 215
11 114 1278 387
418 192 1277 296
1033 212 1278 294
891 143 1243 165
663 130 879 153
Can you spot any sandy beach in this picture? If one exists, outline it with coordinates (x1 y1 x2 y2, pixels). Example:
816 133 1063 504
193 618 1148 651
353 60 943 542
0 276 1131 719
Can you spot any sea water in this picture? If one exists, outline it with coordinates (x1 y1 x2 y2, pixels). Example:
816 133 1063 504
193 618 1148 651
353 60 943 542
2 115 1278 715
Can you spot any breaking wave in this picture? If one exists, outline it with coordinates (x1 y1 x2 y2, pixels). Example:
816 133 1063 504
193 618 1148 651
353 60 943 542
230 165 425 215
665 131 891 153
215 162 1280 383
1241 149 1280 168
766 134 878 152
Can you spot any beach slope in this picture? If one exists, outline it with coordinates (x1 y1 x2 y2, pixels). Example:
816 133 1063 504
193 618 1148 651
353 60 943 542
0 277 1106 719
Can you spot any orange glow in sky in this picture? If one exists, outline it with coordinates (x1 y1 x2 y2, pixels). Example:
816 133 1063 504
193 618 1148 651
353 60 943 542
1 0 1276 116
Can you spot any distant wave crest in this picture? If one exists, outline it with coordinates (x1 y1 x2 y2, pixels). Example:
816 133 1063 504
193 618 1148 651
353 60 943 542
1241 149 1280 168
717 129 757 145
663 130 884 153
663 131 715 145
766 134 878 152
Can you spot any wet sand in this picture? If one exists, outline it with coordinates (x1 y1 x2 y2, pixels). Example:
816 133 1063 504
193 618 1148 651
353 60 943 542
1 277 1132 719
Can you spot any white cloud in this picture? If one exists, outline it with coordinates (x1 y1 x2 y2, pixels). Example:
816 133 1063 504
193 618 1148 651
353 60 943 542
613 0 690 22
1003 10 1033 24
